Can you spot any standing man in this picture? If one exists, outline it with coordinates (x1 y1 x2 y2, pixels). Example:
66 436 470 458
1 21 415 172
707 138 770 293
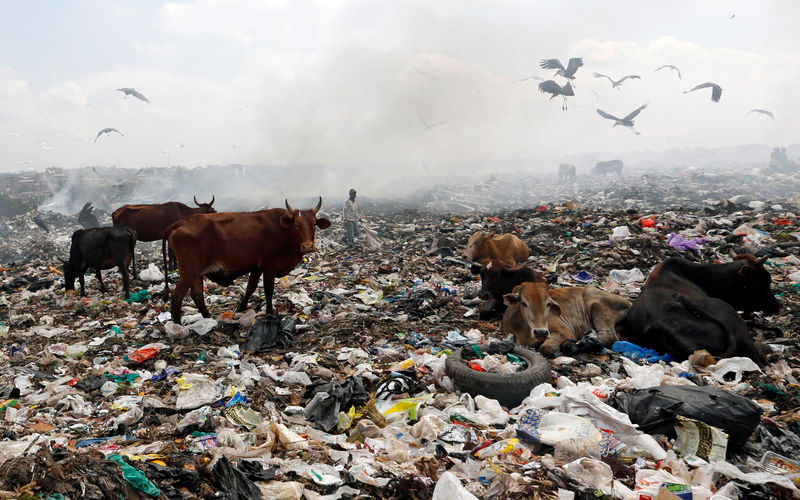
343 188 360 246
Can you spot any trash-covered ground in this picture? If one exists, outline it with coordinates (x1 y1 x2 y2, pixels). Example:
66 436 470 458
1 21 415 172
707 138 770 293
2 171 800 499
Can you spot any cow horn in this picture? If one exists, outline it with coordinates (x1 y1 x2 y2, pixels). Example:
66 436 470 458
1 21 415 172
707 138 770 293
314 196 322 214
193 195 200 206
756 256 768 265
209 195 214 206
285 199 294 213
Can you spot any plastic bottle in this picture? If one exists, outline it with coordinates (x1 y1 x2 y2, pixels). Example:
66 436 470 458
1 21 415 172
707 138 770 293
93 356 108 365
473 438 519 459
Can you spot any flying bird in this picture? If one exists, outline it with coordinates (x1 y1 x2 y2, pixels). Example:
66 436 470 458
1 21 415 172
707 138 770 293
596 104 648 135
684 82 722 102
539 58 583 83
538 80 574 111
592 72 641 89
514 75 544 84
95 127 124 143
745 109 774 120
117 87 150 103
419 115 446 130
654 65 682 80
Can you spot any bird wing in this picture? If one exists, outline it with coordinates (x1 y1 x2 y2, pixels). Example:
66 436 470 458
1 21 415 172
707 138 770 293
711 84 722 102
109 127 124 136
419 115 428 128
539 59 565 71
130 89 150 103
592 72 613 83
747 109 775 119
565 58 583 76
94 130 104 143
516 76 543 83
655 65 681 79
538 80 561 95
618 75 641 83
596 109 621 121
686 82 715 93
622 104 648 121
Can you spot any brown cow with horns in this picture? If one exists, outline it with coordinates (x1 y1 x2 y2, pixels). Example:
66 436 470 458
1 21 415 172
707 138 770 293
163 197 331 323
112 196 216 277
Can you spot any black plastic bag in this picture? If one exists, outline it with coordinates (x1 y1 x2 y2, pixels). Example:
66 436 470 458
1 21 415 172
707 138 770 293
242 314 296 352
609 385 761 450
213 456 261 500
559 331 604 355
74 375 106 393
238 460 277 482
303 376 369 431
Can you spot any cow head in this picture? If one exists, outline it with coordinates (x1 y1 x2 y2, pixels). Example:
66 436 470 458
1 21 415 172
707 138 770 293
473 258 515 300
731 254 780 314
465 231 491 261
504 282 559 343
283 197 331 254
193 195 217 214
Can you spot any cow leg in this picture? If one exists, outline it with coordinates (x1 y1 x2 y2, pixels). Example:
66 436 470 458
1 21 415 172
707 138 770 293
78 267 87 297
237 271 261 312
120 264 130 299
263 273 275 314
189 278 211 318
95 268 107 293
170 277 193 323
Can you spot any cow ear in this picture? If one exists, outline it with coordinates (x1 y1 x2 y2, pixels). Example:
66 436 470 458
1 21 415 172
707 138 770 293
316 218 331 229
548 300 562 317
503 292 520 306
280 215 293 226
470 263 482 275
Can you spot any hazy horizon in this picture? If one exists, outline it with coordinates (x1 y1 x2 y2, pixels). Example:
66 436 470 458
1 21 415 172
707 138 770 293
2 1 799 178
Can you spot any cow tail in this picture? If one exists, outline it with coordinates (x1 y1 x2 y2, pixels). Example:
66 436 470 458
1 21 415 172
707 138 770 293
128 227 137 278
162 233 170 299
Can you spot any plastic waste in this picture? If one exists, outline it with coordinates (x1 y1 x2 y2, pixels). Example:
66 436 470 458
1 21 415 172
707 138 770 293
608 267 645 283
432 471 478 500
242 314 295 352
707 357 762 384
610 225 631 241
212 456 261 500
188 317 217 336
613 341 675 364
108 454 161 497
138 263 164 281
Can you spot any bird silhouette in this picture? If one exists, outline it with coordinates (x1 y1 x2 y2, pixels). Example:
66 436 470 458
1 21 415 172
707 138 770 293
514 75 544 84
596 104 648 135
592 72 640 89
684 82 722 102
538 80 574 111
654 65 682 80
117 88 150 103
539 58 583 83
95 128 124 143
419 115 446 130
745 109 774 120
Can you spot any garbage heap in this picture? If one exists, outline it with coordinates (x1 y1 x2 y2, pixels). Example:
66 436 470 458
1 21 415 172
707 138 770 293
1 179 800 499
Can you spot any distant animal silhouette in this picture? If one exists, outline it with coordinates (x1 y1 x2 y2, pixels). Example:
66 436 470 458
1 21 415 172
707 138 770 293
592 72 641 89
117 88 150 103
596 104 648 135
745 109 774 120
95 128 124 143
654 65 682 80
538 80 574 110
684 82 722 103
540 58 584 83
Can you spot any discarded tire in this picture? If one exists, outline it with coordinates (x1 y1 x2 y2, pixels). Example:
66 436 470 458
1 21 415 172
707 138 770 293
445 346 552 409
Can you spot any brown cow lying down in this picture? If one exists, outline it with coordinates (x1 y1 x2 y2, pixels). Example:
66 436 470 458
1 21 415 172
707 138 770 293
502 282 631 357
465 231 530 266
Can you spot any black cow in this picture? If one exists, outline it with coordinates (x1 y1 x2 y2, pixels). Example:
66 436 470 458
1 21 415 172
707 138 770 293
593 159 623 176
471 258 546 319
63 226 137 299
622 255 779 366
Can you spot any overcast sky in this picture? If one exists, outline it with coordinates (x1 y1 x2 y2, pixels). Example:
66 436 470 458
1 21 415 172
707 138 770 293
1 0 799 174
